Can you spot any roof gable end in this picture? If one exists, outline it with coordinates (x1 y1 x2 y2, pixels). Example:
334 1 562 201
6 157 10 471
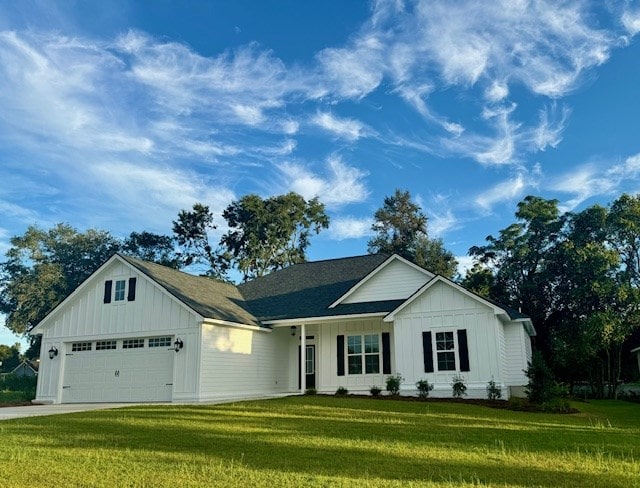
329 254 434 308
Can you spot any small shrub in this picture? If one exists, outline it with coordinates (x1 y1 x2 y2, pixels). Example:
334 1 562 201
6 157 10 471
415 379 434 399
542 397 572 413
385 373 403 396
451 374 467 398
335 386 349 396
486 378 502 400
305 388 317 395
524 351 565 405
370 385 382 397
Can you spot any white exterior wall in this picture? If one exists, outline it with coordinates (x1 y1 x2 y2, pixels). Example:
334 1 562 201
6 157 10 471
287 318 393 394
503 323 532 387
341 259 431 304
34 259 201 404
392 281 508 399
198 324 290 400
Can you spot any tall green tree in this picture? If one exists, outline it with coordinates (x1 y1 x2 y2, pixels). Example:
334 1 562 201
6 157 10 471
122 231 181 269
0 223 179 358
468 196 563 353
0 224 121 337
368 189 427 258
467 194 640 396
368 189 458 278
0 343 21 373
172 203 228 278
220 192 329 280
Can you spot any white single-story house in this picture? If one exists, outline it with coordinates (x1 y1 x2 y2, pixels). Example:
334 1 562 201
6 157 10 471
31 253 535 404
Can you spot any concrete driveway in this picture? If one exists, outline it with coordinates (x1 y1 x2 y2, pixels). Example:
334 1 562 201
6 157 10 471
0 403 137 420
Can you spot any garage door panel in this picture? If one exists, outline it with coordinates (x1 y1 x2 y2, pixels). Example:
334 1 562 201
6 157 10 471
62 340 174 403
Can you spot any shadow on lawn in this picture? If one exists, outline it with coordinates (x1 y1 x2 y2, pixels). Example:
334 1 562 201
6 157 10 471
6 400 638 487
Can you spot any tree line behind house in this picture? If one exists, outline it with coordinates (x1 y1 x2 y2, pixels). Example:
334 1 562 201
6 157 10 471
0 190 638 398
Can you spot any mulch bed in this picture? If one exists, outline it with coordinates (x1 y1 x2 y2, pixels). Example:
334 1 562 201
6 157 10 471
338 394 579 413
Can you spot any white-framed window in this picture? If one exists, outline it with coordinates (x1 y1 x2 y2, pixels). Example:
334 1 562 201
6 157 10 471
114 280 126 301
96 340 117 350
435 331 456 371
148 337 172 348
123 338 144 349
347 334 380 374
71 342 92 352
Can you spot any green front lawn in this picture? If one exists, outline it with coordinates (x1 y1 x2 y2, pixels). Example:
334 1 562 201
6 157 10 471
1 397 638 487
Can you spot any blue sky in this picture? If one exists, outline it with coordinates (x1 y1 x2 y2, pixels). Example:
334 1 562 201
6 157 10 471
1 0 640 348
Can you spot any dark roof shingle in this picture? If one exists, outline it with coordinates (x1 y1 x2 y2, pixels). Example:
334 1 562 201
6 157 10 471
120 254 262 327
237 254 390 321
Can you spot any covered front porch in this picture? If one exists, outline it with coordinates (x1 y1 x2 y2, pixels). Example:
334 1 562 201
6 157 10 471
271 314 394 395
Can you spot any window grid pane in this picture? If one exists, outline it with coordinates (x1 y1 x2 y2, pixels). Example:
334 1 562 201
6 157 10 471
148 337 172 348
96 340 117 350
347 336 362 355
437 351 456 371
123 338 145 349
348 355 362 374
364 334 379 354
71 342 92 352
114 280 126 301
365 354 380 374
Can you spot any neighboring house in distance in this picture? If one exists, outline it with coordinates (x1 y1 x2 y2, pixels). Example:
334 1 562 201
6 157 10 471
11 360 38 377
30 253 535 404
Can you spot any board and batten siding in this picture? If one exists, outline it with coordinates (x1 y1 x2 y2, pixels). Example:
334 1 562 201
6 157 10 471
290 318 392 394
341 259 431 304
198 324 290 400
392 280 507 398
35 259 202 403
40 260 199 339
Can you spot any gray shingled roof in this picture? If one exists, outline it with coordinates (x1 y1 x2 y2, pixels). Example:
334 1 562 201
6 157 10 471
120 253 531 327
119 254 262 327
237 254 391 321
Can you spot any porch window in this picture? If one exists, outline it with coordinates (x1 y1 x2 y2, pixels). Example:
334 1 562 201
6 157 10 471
435 331 456 371
347 334 380 374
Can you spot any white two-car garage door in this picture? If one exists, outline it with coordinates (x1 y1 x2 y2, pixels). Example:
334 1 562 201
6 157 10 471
62 336 175 403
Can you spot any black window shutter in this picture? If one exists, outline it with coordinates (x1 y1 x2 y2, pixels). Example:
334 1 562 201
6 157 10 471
298 346 301 389
381 332 391 374
422 331 434 373
103 280 112 304
457 329 470 372
337 335 345 376
127 277 137 301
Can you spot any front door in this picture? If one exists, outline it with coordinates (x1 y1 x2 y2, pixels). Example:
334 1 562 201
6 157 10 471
298 344 316 390
305 345 316 389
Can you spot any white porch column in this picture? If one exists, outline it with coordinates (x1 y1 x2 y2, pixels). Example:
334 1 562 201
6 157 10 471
300 323 306 393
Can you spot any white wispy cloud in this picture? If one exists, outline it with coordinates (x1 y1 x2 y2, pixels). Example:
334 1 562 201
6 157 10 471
329 216 372 240
277 155 369 208
311 112 371 141
552 153 640 211
475 172 529 212
622 9 640 35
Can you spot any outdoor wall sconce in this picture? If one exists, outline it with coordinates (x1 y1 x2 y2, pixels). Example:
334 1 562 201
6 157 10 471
290 326 297 336
48 346 58 359
173 338 184 352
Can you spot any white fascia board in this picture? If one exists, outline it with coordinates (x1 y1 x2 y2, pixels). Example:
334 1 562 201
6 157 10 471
30 254 122 335
329 254 434 308
383 275 506 323
202 318 271 333
515 318 537 337
264 312 388 326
